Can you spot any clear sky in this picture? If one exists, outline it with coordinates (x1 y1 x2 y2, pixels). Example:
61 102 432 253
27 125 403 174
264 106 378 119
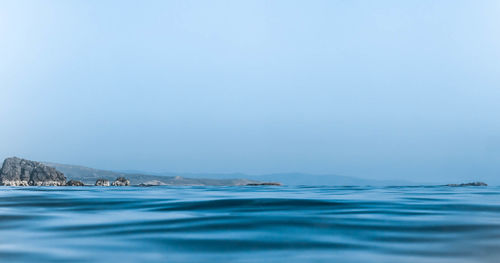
1 0 500 184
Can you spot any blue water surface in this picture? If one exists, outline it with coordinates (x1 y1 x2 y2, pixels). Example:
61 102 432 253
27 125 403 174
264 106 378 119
0 186 499 263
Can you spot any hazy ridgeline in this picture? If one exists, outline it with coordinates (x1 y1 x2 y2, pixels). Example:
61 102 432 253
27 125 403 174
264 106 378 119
45 162 414 186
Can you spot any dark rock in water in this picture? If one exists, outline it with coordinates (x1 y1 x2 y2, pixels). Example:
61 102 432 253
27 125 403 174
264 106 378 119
112 177 130 186
446 182 487 187
95 179 110 186
66 180 84 186
0 157 66 186
138 180 167 187
246 182 282 186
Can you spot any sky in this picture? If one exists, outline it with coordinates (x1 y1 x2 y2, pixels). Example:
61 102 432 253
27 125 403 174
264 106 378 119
1 0 500 184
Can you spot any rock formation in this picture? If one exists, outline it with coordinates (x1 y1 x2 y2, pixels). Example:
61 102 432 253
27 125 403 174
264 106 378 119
246 182 282 186
66 180 84 186
0 157 66 186
95 179 110 186
112 177 130 186
446 182 487 187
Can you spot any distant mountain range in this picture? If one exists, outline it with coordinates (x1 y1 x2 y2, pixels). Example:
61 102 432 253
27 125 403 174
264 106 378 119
45 162 415 186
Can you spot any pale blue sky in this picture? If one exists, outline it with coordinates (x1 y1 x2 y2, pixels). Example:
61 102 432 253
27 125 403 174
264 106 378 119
1 0 500 183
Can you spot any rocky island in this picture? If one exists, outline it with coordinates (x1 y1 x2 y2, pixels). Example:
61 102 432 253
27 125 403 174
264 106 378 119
246 182 282 186
95 179 110 186
446 182 488 187
112 177 130 186
66 180 85 186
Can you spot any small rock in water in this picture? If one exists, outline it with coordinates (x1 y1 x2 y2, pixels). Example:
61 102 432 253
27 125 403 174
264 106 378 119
66 180 84 186
95 179 110 186
246 182 282 186
446 182 487 187
0 157 66 186
112 177 130 186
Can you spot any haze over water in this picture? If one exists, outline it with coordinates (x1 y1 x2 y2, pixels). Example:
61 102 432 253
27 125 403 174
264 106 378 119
1 186 499 263
2 1 500 184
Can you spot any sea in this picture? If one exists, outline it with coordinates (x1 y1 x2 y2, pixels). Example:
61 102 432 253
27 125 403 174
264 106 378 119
0 185 499 263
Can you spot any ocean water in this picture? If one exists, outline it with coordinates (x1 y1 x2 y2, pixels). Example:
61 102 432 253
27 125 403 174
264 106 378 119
0 186 499 263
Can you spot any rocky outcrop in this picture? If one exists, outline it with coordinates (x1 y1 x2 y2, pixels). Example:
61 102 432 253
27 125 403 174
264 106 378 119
112 177 130 186
66 180 84 186
95 179 110 186
446 182 487 187
0 157 66 186
246 182 282 186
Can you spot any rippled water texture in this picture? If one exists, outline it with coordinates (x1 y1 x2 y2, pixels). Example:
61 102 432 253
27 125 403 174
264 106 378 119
1 186 499 262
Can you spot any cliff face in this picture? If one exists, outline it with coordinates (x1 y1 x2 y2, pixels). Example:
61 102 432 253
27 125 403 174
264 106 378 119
0 157 66 186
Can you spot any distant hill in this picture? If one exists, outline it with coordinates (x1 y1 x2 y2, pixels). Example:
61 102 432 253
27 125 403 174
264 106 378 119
142 172 415 186
44 163 258 186
45 162 415 186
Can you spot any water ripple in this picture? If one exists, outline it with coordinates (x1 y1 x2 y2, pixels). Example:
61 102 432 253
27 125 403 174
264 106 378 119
0 186 499 263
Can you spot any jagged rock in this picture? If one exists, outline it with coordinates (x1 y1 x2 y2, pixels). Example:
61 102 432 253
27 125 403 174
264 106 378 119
112 177 130 186
66 180 84 186
95 179 110 186
246 182 282 186
446 182 487 187
0 157 66 186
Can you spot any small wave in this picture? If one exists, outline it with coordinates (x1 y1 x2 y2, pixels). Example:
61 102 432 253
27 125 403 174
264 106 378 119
1 186 500 262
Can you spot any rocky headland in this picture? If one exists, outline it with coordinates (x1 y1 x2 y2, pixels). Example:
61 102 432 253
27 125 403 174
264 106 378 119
0 157 66 186
0 157 278 187
0 157 132 187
